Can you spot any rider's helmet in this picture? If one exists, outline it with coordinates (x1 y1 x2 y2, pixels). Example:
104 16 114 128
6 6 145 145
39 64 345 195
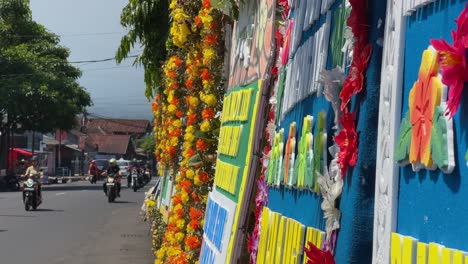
31 156 38 164
91 160 96 164
109 158 117 165
132 158 137 165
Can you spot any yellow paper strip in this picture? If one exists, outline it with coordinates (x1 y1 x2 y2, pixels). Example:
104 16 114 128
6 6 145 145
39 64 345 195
391 233 403 264
441 247 451 264
428 243 441 264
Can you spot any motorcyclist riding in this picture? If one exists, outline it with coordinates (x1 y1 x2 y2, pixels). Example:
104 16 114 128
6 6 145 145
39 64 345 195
102 158 122 197
127 158 139 186
22 156 42 199
88 160 99 184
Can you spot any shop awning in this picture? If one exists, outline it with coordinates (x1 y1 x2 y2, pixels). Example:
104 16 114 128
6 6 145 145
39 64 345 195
11 148 33 157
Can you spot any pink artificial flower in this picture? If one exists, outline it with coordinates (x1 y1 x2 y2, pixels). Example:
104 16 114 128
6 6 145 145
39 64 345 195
430 4 468 118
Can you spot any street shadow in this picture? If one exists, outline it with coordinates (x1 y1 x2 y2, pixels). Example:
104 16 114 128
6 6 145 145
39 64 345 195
112 201 136 204
43 185 103 192
0 230 7 232
35 209 64 212
0 214 36 218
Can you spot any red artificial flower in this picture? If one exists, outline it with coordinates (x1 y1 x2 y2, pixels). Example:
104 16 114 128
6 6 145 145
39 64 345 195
202 108 215 120
335 111 358 177
196 139 208 151
189 219 199 229
168 146 177 158
304 242 335 264
339 44 372 110
430 4 468 117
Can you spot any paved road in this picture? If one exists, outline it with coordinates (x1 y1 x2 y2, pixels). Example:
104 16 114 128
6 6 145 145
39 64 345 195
0 180 155 264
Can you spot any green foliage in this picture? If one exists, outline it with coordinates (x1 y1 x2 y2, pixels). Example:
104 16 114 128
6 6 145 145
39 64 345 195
116 0 170 99
0 0 91 133
137 133 156 154
148 205 167 255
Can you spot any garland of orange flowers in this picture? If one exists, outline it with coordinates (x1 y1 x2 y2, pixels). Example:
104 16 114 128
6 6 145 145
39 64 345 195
153 0 225 263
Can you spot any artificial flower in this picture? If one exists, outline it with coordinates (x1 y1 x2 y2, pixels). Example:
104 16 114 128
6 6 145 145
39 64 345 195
304 242 335 264
202 108 215 119
185 235 201 250
408 47 441 168
339 44 372 110
196 139 209 151
430 4 468 117
203 93 218 106
335 111 358 176
200 120 211 132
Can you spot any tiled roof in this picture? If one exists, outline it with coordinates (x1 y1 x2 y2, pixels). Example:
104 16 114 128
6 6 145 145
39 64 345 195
87 134 131 155
86 118 150 134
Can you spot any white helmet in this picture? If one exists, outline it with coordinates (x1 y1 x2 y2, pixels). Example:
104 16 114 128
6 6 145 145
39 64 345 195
109 158 116 164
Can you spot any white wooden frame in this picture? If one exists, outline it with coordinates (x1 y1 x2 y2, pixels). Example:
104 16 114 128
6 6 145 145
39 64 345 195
372 0 406 263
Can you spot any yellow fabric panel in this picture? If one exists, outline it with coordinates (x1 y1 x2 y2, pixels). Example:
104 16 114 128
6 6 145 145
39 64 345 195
256 207 270 264
452 250 463 264
416 242 427 264
428 243 441 264
402 236 415 264
441 247 451 264
214 159 239 194
391 233 403 264
275 216 286 264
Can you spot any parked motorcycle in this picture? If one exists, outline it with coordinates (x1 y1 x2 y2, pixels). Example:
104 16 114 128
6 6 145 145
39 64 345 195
131 168 139 192
105 174 118 203
0 174 20 191
23 178 41 211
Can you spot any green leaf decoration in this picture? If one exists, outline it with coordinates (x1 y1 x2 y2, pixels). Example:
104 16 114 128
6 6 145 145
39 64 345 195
431 106 449 170
313 112 325 193
188 153 203 167
394 111 412 163
193 130 216 142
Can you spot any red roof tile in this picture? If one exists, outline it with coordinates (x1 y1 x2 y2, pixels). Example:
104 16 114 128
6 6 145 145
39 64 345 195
86 118 150 134
87 134 131 155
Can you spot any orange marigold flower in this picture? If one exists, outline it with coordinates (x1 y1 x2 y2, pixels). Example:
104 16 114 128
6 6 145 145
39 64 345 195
196 139 208 151
191 191 201 202
185 235 201 250
194 16 202 27
205 34 217 45
187 113 198 126
198 171 210 182
172 56 183 67
201 68 211 81
186 148 195 157
202 0 210 9
189 219 199 230
176 110 184 118
168 70 177 78
185 78 193 89
202 108 215 120
189 207 203 220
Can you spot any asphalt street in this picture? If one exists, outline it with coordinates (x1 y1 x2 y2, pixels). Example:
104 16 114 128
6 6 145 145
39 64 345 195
0 179 154 264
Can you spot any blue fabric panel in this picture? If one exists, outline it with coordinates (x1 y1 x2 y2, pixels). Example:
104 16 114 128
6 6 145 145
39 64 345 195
267 0 384 263
397 0 468 252
333 0 385 262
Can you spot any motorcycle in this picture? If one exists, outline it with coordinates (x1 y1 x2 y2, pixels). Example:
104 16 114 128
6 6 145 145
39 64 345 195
144 169 151 184
105 174 118 203
131 168 140 192
0 174 20 191
23 177 41 211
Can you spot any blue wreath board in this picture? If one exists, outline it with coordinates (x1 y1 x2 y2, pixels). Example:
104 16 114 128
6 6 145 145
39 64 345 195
266 0 386 262
397 0 468 252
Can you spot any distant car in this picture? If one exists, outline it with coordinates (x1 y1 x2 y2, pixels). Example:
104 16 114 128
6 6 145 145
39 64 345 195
117 159 130 177
95 159 109 175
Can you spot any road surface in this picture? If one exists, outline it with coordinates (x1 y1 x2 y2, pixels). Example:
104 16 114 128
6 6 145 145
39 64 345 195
0 180 154 264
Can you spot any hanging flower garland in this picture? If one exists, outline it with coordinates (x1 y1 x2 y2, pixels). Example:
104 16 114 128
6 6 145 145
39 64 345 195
154 0 225 263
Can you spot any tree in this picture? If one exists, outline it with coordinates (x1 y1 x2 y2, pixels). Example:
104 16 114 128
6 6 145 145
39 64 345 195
0 0 92 170
136 133 155 154
115 0 170 99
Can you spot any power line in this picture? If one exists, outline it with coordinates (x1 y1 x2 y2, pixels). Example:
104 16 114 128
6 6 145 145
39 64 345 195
70 55 138 64
4 32 127 38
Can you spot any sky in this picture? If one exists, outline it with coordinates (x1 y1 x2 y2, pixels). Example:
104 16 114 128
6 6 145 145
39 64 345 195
30 0 153 121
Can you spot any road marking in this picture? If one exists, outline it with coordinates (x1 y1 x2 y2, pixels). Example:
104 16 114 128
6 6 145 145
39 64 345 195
55 192 66 196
